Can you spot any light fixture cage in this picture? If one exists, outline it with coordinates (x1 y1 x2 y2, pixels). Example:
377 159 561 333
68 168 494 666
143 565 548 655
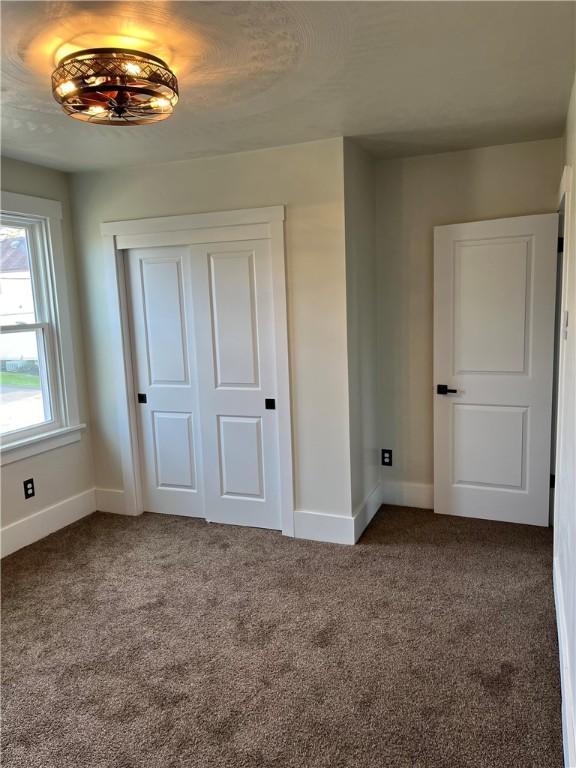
51 47 179 125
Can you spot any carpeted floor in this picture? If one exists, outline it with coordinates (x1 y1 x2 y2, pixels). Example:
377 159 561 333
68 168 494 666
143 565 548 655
1 506 562 768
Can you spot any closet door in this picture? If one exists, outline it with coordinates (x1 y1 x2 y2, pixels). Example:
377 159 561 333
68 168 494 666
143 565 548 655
126 246 204 517
189 239 282 530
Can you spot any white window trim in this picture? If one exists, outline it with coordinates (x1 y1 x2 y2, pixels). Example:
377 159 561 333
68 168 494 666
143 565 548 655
0 191 83 461
0 424 86 466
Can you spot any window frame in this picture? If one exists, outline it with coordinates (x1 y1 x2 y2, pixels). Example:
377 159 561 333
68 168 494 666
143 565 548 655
0 192 84 464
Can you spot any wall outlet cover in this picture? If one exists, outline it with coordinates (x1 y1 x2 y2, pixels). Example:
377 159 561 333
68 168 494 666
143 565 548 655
23 478 35 499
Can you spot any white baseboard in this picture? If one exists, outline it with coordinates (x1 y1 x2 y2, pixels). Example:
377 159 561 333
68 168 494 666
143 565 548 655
95 488 126 515
353 482 384 543
0 480 430 555
294 508 355 545
380 480 434 509
554 559 576 768
1 489 96 558
294 483 385 546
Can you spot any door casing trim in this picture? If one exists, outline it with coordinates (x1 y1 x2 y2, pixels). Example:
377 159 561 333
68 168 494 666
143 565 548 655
100 206 295 536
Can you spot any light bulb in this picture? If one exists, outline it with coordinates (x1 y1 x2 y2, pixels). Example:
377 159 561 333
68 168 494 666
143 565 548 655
85 76 107 87
150 97 171 109
86 105 106 115
123 62 141 75
57 81 77 96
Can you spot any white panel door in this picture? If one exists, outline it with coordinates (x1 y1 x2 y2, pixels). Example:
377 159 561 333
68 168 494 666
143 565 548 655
126 247 204 517
434 214 558 525
189 239 281 529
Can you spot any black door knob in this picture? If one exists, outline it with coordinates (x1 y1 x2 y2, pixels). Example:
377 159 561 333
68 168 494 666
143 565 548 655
436 385 457 395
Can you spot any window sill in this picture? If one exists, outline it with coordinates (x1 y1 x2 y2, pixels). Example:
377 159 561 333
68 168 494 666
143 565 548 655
0 424 86 467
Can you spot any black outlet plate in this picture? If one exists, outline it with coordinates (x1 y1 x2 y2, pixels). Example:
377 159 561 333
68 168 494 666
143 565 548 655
23 478 35 499
381 449 393 467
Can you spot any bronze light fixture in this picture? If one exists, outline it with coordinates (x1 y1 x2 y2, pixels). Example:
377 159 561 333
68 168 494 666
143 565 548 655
51 47 178 125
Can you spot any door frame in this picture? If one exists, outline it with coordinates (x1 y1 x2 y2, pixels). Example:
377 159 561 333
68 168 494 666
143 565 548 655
554 162 576 768
554 165 573 517
100 205 295 536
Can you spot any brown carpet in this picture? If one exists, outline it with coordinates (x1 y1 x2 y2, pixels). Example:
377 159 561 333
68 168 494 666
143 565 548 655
1 506 562 768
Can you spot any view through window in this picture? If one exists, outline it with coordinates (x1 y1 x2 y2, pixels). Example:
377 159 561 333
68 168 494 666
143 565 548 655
0 221 52 436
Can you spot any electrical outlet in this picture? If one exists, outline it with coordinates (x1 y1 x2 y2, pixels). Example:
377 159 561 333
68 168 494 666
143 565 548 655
23 478 35 499
381 449 393 467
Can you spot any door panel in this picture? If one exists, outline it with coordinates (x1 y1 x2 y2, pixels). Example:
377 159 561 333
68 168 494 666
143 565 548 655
434 214 558 526
452 405 526 488
209 251 259 388
153 411 196 489
218 416 264 498
141 258 188 384
191 239 281 529
127 247 204 518
454 239 529 373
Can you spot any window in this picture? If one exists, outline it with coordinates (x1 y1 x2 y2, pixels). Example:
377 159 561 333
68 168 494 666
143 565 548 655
1 217 55 435
0 192 82 461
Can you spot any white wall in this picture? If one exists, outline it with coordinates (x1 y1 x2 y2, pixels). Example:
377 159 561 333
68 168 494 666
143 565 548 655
343 140 380 516
4 135 567 549
71 138 354 521
0 158 94 530
376 138 564 500
555 73 576 768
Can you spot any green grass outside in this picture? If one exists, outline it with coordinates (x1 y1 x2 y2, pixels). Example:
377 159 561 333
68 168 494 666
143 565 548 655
0 372 40 389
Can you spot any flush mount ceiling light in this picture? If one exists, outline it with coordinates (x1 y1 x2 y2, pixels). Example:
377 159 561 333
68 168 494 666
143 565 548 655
51 48 178 125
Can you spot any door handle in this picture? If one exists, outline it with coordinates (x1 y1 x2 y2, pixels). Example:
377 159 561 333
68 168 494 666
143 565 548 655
137 393 147 404
265 398 276 410
436 385 458 395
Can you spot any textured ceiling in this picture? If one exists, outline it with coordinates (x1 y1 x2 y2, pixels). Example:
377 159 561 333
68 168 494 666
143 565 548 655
1 1 574 172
